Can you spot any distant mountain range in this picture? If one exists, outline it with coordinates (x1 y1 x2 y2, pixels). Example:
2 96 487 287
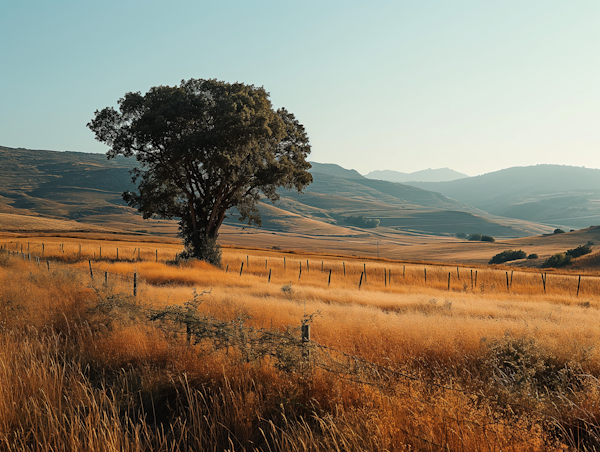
364 168 468 183
406 165 600 229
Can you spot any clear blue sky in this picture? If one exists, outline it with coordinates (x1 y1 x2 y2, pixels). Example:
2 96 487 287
1 1 598 176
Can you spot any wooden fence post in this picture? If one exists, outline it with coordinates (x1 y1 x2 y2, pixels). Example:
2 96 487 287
105 271 108 285
239 262 244 276
363 263 367 282
133 272 137 296
301 324 310 342
322 261 324 272
299 262 302 280
448 272 451 290
284 257 286 269
541 273 546 293
506 271 509 291
343 262 346 276
89 260 93 279
384 268 387 287
457 267 460 279
226 264 229 273
307 260 309 272
388 269 391 285
156 249 158 262
424 268 427 284
577 275 581 296
268 269 272 282
328 269 332 286
359 271 364 289
47 260 50 271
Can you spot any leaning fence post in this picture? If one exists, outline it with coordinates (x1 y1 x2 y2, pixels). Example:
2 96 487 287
577 275 581 296
359 271 364 289
328 269 332 286
298 262 302 280
104 271 108 285
89 260 93 279
268 268 272 282
225 264 229 273
541 273 546 293
239 262 244 276
363 263 367 282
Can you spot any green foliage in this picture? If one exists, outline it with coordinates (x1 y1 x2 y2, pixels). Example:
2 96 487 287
566 244 592 258
542 252 572 268
342 215 380 228
527 253 539 259
468 233 482 241
489 250 526 264
481 235 495 242
554 228 565 234
455 232 467 239
88 78 312 265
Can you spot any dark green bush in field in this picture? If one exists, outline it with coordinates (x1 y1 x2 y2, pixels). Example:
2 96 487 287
456 232 468 239
343 215 380 228
489 250 526 264
481 235 495 242
566 245 592 258
468 233 482 241
527 253 539 260
542 253 572 268
554 228 565 234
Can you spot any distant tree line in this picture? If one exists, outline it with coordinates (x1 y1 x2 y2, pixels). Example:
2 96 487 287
456 232 495 242
342 215 380 228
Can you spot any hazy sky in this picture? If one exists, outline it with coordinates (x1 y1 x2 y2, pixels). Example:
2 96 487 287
1 1 598 176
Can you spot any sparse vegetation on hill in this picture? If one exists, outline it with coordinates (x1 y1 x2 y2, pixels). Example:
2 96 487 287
489 249 526 264
341 215 380 228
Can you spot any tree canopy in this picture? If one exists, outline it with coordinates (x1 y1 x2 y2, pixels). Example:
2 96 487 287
87 78 312 264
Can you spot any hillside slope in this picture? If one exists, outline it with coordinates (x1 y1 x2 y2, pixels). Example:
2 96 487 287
408 165 600 228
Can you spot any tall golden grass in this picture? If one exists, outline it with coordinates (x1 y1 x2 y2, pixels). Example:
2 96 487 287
2 237 600 450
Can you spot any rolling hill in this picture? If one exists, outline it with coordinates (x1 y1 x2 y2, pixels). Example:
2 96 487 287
406 165 600 229
364 167 468 183
0 146 552 239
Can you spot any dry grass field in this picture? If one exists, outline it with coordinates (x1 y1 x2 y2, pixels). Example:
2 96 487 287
2 233 600 450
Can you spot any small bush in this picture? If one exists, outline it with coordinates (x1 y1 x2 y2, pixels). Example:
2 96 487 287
342 215 380 228
489 250 526 264
527 253 538 259
566 245 592 258
456 232 467 239
542 253 572 268
554 228 565 234
481 235 495 242
468 233 482 241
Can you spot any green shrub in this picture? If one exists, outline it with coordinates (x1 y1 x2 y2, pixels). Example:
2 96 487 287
489 250 526 264
468 233 482 241
542 253 572 268
456 232 467 239
527 253 538 259
481 235 495 242
566 245 592 258
342 215 380 228
554 228 565 234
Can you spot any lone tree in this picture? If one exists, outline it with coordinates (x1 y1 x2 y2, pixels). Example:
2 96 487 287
88 78 312 265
